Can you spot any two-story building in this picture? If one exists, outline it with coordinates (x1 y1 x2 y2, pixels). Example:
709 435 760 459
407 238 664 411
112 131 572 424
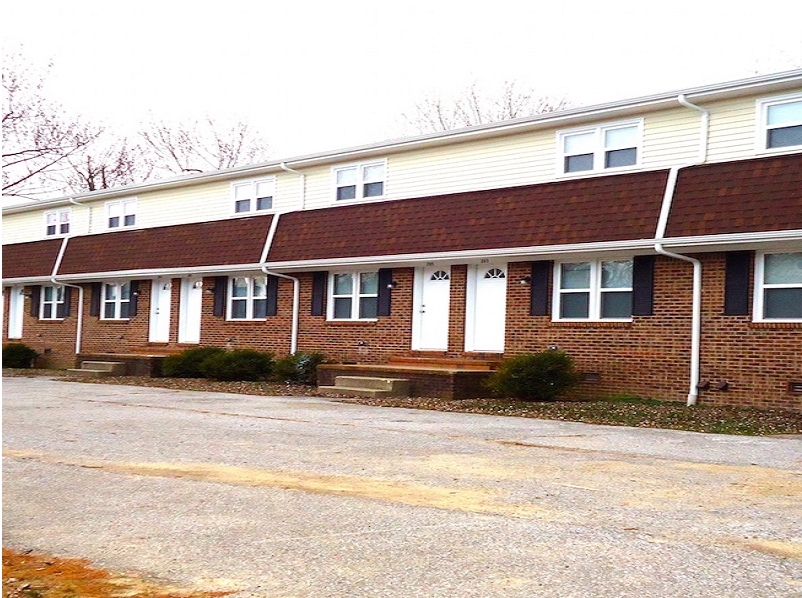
3 70 801 410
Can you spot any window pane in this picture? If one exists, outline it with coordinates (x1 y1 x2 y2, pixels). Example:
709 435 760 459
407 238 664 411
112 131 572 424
561 263 590 289
333 297 352 319
602 260 633 288
47 225 56 235
252 277 267 298
42 304 53 319
124 214 136 226
601 291 632 318
768 125 802 148
231 299 247 319
564 132 594 153
234 183 251 200
336 186 356 201
120 283 131 300
561 293 589 318
120 301 131 319
104 303 116 318
55 287 65 301
764 288 802 319
336 168 357 185
362 163 384 182
108 203 121 218
565 154 594 172
764 253 802 284
604 126 638 148
235 199 250 212
334 274 353 295
232 278 249 298
60 223 70 234
767 100 802 125
360 272 378 295
605 147 637 168
359 296 378 319
253 298 267 319
44 287 54 301
109 216 120 228
105 285 117 301
46 213 57 225
256 196 273 210
363 181 384 197
255 181 273 197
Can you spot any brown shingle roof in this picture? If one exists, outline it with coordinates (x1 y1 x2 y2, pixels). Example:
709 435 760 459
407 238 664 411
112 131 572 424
267 170 669 262
665 153 802 238
2 238 63 279
58 215 272 275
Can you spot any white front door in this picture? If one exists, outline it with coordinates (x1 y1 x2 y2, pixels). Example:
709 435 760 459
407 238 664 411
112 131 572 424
178 277 203 344
7 286 24 339
149 279 172 343
465 263 507 353
412 266 451 351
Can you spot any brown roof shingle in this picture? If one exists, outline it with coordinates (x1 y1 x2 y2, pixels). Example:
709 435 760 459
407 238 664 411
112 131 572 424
267 170 670 262
2 238 63 279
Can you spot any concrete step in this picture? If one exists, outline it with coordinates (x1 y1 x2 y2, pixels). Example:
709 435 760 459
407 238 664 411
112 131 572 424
334 376 410 394
67 360 127 378
317 386 395 399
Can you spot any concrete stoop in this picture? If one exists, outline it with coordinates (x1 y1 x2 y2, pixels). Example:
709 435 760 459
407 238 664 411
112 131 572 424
319 375 411 398
67 360 127 378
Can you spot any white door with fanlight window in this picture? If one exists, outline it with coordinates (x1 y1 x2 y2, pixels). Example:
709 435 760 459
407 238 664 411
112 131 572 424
465 263 507 352
412 266 451 351
149 279 172 343
178 277 203 344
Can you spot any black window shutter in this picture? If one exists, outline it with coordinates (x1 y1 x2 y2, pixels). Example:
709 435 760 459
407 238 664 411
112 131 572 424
128 280 140 317
724 251 752 316
266 275 279 317
632 255 655 316
213 276 228 317
311 271 327 316
377 268 393 317
58 286 72 318
29 285 41 317
90 282 102 316
529 261 552 316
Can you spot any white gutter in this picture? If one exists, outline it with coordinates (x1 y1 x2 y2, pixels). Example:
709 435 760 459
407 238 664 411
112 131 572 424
49 237 85 355
259 212 300 355
653 95 710 406
280 162 306 210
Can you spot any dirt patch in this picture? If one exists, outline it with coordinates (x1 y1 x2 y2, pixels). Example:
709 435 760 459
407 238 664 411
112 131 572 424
2 548 230 598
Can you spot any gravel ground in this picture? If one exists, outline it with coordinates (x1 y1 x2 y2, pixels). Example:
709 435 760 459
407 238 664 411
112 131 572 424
3 376 802 597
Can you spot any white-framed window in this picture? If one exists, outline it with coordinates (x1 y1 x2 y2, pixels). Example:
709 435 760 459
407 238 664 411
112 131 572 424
754 252 802 321
228 276 268 320
558 121 641 174
758 94 802 152
40 285 66 320
232 178 275 214
102 282 132 319
554 259 633 320
106 198 137 229
44 208 70 236
329 271 379 320
333 160 386 202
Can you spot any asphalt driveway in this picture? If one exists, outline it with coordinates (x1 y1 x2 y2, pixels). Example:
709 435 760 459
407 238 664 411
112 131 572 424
3 376 801 597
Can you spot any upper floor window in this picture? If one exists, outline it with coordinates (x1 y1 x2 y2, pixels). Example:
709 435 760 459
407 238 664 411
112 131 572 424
40 285 66 320
755 252 802 321
759 95 802 151
107 198 136 229
554 259 633 320
233 178 275 214
558 122 641 174
229 276 268 320
44 208 70 236
333 161 386 201
102 282 132 319
329 271 378 320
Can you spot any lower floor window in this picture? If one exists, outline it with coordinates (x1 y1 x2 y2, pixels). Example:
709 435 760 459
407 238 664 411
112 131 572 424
40 286 65 319
330 272 378 320
229 276 267 319
103 282 131 319
556 259 633 320
759 252 802 320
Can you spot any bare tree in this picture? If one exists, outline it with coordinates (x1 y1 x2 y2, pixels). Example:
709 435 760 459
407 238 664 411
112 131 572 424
2 52 102 200
401 80 572 134
140 117 270 177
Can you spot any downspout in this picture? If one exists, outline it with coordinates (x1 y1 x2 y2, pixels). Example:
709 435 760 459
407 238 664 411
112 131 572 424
653 94 709 406
50 236 85 355
259 211 300 354
280 162 306 210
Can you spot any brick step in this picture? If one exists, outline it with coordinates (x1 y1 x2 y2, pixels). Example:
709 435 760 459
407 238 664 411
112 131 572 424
319 376 411 398
67 360 126 378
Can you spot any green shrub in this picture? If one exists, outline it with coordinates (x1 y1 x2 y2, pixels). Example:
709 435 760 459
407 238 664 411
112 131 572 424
485 350 580 401
272 352 327 385
2 343 40 369
201 349 274 381
161 347 225 378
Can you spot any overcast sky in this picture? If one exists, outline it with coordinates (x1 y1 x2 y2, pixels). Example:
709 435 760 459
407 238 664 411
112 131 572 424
4 0 802 160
